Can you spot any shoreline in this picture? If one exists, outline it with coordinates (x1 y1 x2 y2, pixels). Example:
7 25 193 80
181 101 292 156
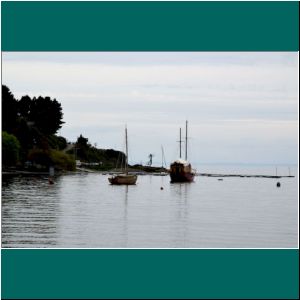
2 169 295 179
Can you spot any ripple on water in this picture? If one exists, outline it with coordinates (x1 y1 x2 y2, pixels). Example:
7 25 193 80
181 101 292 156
2 171 298 248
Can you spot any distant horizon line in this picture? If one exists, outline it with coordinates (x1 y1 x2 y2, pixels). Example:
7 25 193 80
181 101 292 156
131 161 298 167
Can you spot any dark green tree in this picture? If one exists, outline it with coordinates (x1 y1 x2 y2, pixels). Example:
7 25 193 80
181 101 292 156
2 86 65 153
14 118 32 161
2 131 21 166
106 149 125 160
76 134 89 148
2 85 18 133
18 95 33 119
29 96 64 135
48 135 67 150
75 134 89 161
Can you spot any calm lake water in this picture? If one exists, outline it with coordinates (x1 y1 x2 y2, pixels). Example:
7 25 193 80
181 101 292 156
2 165 298 248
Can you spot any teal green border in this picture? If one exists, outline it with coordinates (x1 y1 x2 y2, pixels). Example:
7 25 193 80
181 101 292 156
1 1 299 299
1 1 299 51
2 249 299 299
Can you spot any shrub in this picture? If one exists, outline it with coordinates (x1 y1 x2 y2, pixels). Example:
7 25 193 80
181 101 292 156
27 149 52 168
50 150 76 171
27 149 75 171
2 131 21 166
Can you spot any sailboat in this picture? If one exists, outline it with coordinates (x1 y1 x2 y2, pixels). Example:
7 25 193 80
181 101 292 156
108 126 138 185
170 121 195 183
153 145 169 176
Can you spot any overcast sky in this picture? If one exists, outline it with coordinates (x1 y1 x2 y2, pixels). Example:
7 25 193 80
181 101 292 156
2 52 298 166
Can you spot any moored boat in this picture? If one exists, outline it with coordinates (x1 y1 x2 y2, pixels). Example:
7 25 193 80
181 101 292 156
153 146 169 176
170 121 195 183
170 159 195 182
108 126 137 185
108 174 137 185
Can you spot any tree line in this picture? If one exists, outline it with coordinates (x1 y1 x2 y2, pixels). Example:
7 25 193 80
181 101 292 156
2 85 124 171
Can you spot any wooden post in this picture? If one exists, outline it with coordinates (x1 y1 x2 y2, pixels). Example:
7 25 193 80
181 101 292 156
49 166 55 177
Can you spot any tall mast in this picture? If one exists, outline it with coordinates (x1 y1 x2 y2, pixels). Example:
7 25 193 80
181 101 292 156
161 145 166 168
179 128 182 158
185 120 188 160
161 145 163 168
125 126 128 174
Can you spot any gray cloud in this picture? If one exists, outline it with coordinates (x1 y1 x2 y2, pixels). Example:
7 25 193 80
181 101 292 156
2 52 298 166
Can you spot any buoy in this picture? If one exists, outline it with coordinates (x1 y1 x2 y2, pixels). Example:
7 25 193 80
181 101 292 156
160 187 164 190
277 182 281 187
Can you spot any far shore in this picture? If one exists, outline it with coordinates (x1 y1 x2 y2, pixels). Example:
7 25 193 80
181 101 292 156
2 168 295 179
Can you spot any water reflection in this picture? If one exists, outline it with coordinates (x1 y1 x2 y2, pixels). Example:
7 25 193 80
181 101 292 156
2 176 60 247
169 183 191 247
2 172 298 248
122 185 128 247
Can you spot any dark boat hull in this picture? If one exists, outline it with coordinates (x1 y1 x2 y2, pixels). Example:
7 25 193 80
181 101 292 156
170 171 195 183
